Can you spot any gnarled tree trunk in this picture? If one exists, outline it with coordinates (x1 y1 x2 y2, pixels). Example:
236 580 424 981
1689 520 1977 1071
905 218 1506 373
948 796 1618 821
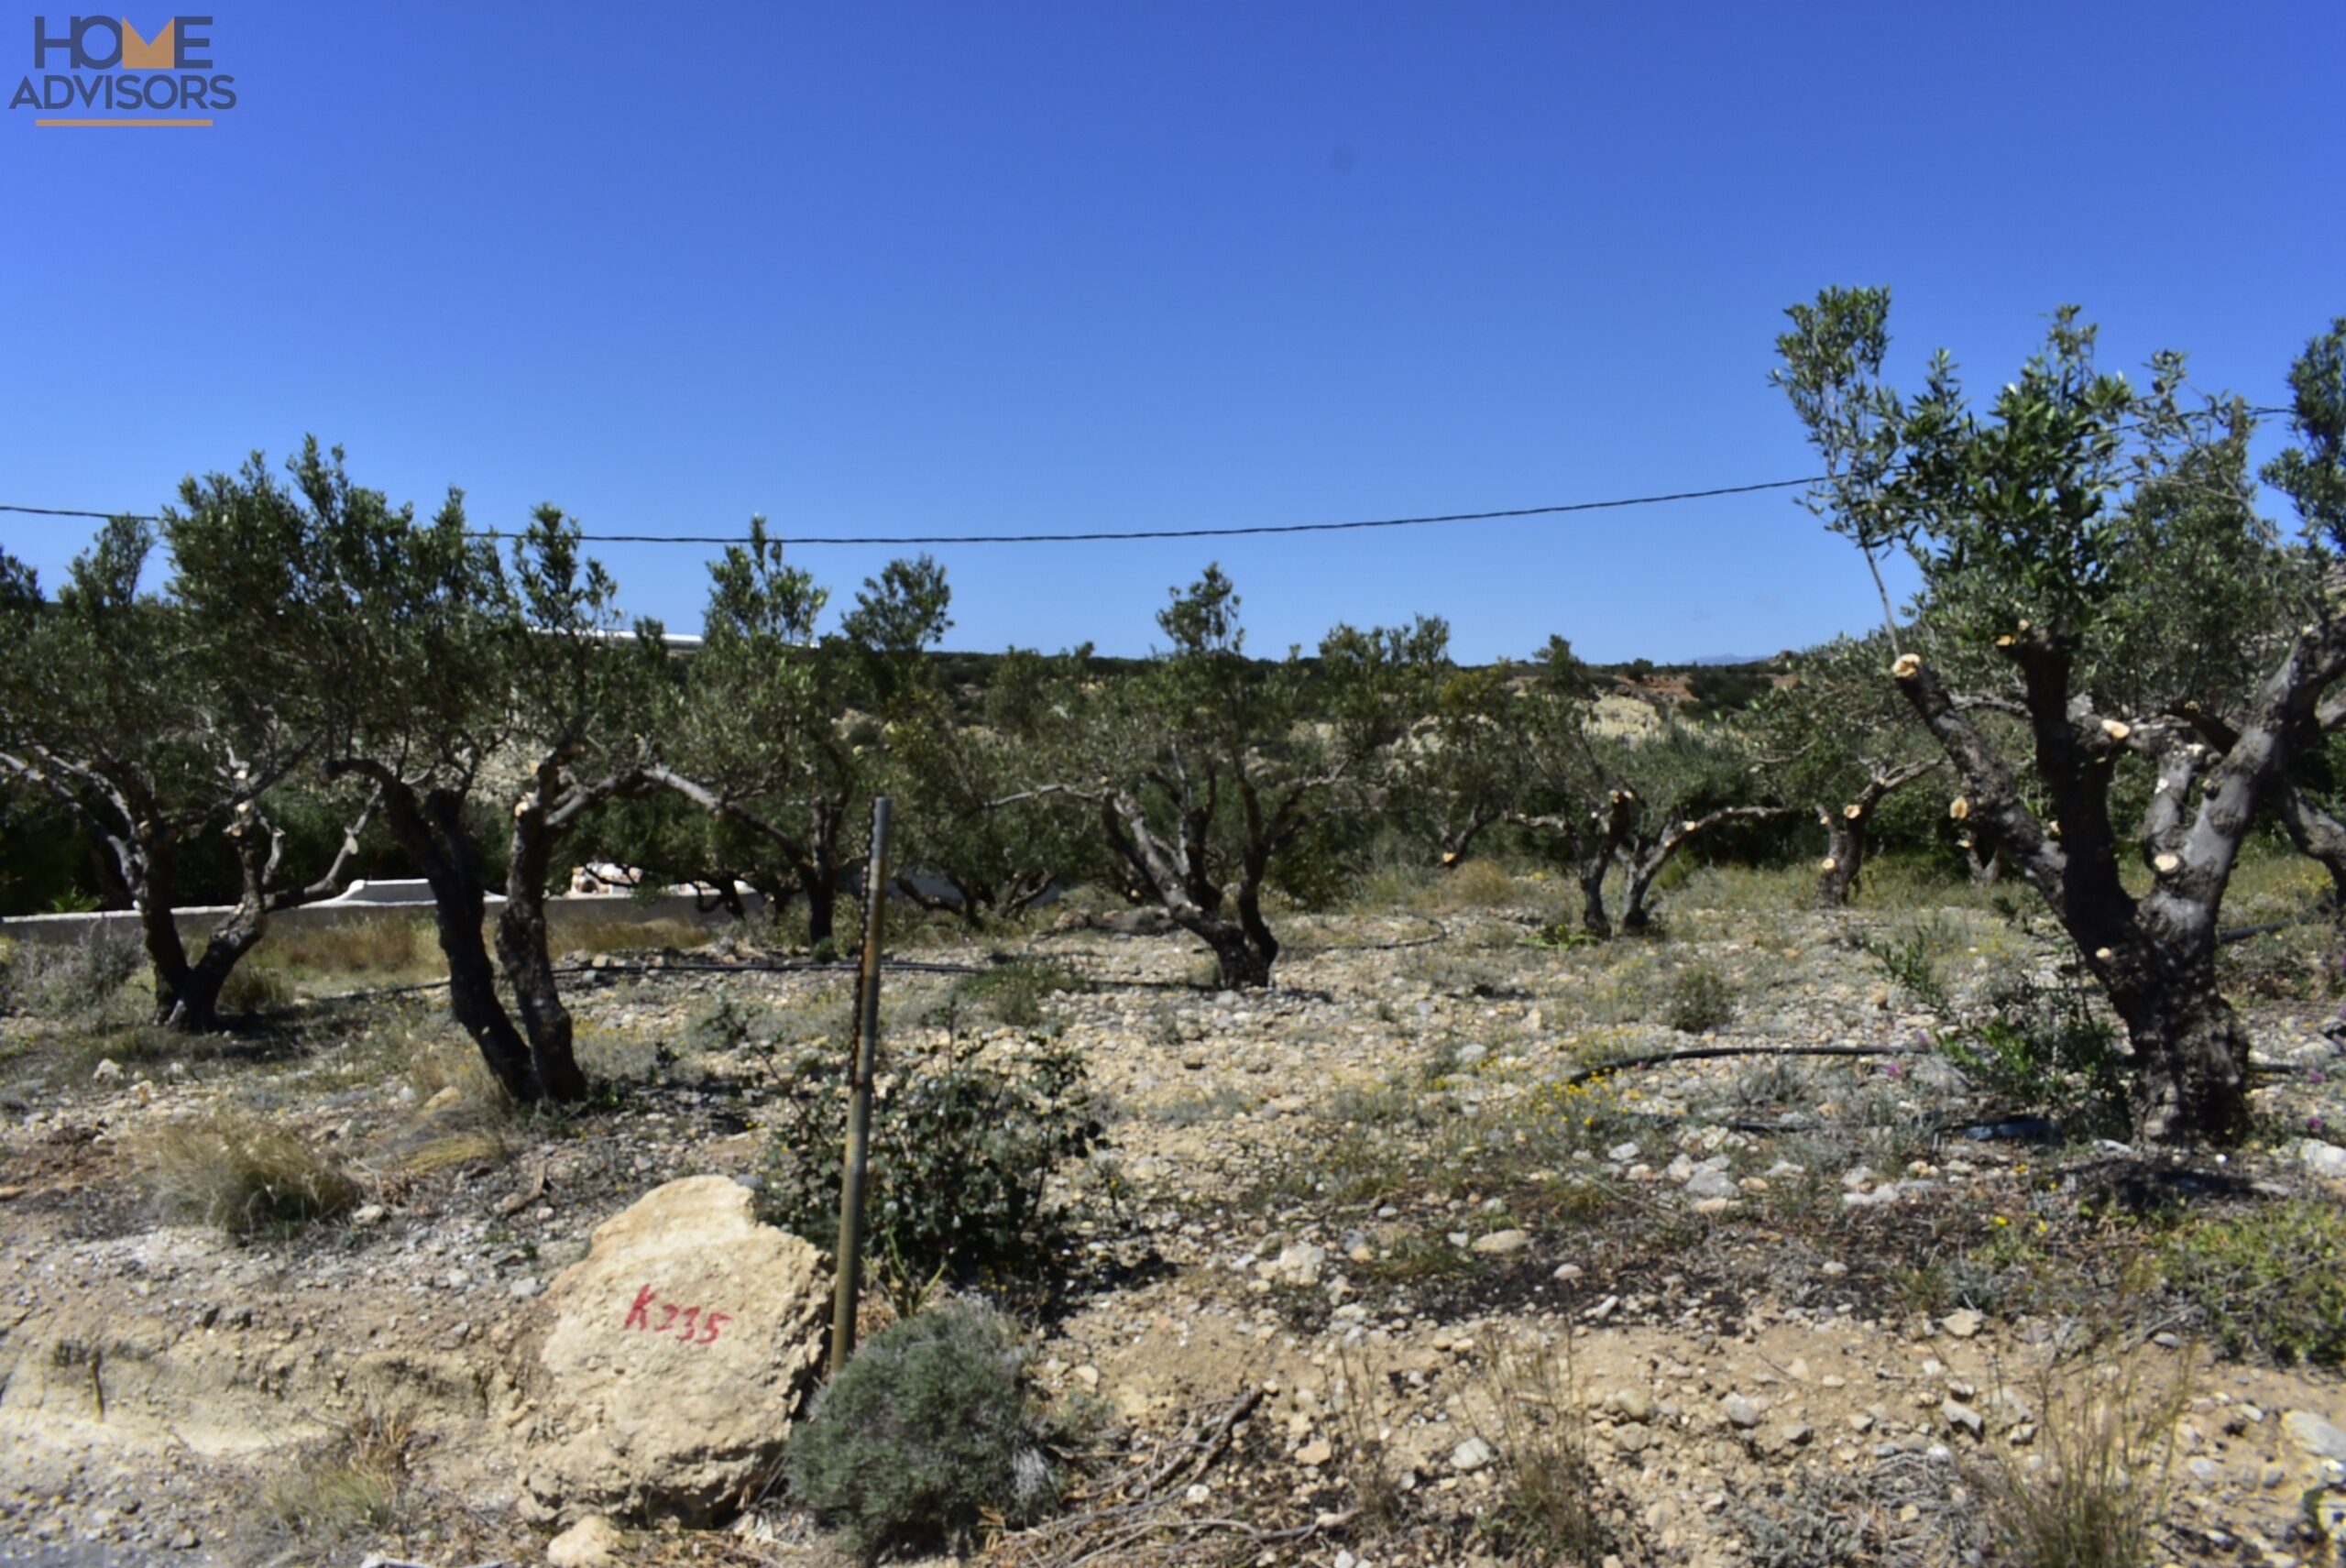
498 801 587 1103
332 761 541 1101
1815 760 1937 907
800 803 846 949
164 815 265 1033
1891 628 2341 1146
163 792 379 1033
996 777 1290 989
1620 805 1788 933
1515 789 1638 939
1095 785 1276 989
497 751 662 1103
2105 952 2254 1146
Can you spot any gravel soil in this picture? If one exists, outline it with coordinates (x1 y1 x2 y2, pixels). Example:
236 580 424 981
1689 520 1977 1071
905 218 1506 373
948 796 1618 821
5 887 2346 1567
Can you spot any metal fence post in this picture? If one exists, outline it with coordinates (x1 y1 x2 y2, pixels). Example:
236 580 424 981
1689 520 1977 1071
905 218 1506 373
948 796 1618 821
828 795 893 1371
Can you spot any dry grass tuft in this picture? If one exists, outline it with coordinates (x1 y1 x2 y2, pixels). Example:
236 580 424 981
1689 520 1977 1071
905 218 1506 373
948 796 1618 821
1333 1344 1406 1538
1436 858 1522 910
556 916 720 957
1474 1332 1645 1565
215 962 290 1016
1969 1334 2196 1568
383 1032 517 1177
144 1113 358 1236
258 1399 417 1541
252 917 435 981
395 1125 513 1177
403 1025 507 1107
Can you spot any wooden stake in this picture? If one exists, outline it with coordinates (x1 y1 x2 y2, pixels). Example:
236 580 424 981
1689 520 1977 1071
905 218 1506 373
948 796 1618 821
828 795 893 1372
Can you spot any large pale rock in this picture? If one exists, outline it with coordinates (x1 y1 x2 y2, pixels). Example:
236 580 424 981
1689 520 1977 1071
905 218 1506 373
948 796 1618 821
546 1514 625 1567
2298 1139 2346 1181
2285 1409 2346 1472
518 1176 828 1525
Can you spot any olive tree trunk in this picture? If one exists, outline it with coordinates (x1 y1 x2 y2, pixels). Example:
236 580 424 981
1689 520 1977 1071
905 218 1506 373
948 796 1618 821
161 793 376 1032
1619 805 1789 933
1892 620 2346 1145
993 772 1319 991
1815 761 1938 907
330 761 543 1101
1513 789 1638 939
497 751 666 1103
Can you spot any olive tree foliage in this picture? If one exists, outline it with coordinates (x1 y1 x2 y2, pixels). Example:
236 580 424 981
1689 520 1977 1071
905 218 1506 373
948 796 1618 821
1752 630 1942 905
1777 287 2346 1146
1384 656 1522 871
0 488 371 1031
197 443 661 1104
883 645 1096 926
650 522 951 949
268 444 576 1101
1003 567 1428 988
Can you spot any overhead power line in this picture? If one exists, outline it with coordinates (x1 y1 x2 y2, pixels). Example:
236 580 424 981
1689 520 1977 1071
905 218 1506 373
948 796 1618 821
580 477 1829 544
0 477 1819 546
0 404 2299 548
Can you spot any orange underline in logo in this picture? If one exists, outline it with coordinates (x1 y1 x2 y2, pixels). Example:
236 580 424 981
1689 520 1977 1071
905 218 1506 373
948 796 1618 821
37 118 214 127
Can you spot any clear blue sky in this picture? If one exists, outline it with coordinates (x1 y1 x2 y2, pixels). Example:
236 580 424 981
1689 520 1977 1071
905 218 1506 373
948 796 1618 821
3 2 2338 663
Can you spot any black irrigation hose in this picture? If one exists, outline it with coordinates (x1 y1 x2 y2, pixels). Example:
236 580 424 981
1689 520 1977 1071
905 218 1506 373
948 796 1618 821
1310 916 1450 954
1557 1042 1930 1090
564 957 992 978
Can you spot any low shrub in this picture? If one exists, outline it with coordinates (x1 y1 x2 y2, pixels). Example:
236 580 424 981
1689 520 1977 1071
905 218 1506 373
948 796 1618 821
950 958 1084 1029
2157 1199 2346 1365
788 1299 1080 1557
1940 969 2127 1135
758 1036 1102 1283
684 989 764 1055
144 1113 358 1236
1858 922 1956 1012
1 927 145 1021
1663 961 1736 1034
1733 1458 1979 1568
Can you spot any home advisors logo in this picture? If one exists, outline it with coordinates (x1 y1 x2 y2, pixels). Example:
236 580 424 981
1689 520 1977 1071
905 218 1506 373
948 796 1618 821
12 15 236 126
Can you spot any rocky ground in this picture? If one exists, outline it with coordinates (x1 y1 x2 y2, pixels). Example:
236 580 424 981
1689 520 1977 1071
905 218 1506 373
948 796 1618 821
5 872 2346 1567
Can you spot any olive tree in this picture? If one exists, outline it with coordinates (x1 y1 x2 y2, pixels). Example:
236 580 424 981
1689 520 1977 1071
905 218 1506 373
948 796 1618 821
1398 660 1522 871
1603 719 1784 932
492 507 680 1101
1403 637 1779 936
883 646 1094 927
1753 630 1942 905
649 522 951 950
1003 567 1422 988
1777 287 2346 1144
0 504 369 1031
269 444 654 1103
